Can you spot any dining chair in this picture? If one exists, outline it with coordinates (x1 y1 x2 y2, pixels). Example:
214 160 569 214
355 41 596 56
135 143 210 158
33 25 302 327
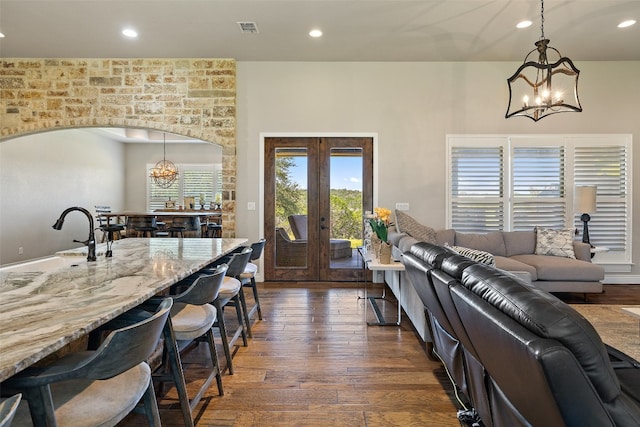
0 394 21 427
155 265 227 427
5 298 173 427
239 239 266 322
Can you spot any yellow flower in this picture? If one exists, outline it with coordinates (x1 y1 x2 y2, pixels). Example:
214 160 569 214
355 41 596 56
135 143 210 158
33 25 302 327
369 207 393 242
374 207 392 224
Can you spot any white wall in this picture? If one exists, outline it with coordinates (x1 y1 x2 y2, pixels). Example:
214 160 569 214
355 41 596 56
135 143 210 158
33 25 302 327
0 129 125 264
235 61 640 281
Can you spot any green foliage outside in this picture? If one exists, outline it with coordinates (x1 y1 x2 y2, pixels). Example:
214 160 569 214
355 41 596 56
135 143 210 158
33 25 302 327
275 156 305 234
275 156 363 247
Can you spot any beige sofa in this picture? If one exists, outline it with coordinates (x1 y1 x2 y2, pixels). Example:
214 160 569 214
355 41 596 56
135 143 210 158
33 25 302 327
389 229 604 294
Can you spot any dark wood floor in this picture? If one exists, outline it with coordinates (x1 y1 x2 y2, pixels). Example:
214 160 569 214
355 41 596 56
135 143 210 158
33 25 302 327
120 283 640 427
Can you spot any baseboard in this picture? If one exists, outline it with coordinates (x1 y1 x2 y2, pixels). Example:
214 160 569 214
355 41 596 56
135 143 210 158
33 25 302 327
602 275 640 285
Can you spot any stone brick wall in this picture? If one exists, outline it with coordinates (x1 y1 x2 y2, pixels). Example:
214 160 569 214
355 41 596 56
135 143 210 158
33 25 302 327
0 58 237 236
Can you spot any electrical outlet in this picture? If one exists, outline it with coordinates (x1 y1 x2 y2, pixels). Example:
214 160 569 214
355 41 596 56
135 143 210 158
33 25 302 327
395 203 410 211
247 202 256 211
18 247 23 255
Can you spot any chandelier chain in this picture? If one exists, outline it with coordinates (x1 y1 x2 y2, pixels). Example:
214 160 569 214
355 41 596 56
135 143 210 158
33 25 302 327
540 0 545 40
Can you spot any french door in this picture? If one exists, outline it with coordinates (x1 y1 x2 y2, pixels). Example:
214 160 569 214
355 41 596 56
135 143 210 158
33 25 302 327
264 136 373 281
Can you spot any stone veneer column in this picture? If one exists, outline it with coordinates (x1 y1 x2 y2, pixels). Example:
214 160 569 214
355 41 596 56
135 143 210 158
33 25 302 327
0 58 237 236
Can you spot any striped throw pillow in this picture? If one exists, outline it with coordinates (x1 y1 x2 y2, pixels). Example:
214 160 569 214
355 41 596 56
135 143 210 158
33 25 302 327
449 245 496 266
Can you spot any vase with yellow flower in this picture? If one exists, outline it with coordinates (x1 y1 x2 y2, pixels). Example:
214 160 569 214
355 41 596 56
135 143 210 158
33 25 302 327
368 207 393 264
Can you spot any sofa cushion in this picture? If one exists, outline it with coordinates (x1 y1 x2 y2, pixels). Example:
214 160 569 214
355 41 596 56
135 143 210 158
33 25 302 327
394 210 437 244
502 231 536 256
535 227 576 259
397 235 419 253
455 231 506 256
387 231 407 247
436 229 455 246
511 254 604 282
493 256 538 281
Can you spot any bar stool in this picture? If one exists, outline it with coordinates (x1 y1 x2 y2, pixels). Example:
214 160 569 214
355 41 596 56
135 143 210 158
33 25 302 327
129 216 158 237
5 299 172 427
208 247 252 374
207 223 222 237
156 265 227 427
205 215 222 237
239 239 266 322
0 394 21 427
167 217 187 238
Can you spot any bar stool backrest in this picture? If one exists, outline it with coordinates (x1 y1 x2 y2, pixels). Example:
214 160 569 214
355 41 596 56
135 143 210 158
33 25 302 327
250 239 266 262
226 247 253 278
174 264 228 306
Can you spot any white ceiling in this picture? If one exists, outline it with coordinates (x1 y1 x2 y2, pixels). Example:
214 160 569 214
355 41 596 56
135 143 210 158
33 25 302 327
1 1 639 62
86 128 207 143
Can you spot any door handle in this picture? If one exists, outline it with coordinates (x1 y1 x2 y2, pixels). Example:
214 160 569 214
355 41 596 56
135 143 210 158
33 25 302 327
320 225 327 230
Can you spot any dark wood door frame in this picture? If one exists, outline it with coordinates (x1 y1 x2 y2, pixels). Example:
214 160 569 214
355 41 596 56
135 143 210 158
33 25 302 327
263 135 374 282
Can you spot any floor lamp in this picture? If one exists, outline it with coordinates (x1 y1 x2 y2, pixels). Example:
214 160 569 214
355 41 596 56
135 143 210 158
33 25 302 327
575 186 597 245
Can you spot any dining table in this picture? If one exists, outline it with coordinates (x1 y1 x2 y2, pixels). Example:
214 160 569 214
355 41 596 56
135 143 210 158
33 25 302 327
0 237 247 382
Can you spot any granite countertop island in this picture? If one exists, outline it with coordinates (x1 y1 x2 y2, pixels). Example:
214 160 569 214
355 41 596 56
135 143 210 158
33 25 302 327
0 237 247 382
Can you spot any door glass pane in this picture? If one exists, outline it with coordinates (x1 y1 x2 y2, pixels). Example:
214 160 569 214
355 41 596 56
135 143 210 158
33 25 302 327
329 148 362 268
274 148 307 268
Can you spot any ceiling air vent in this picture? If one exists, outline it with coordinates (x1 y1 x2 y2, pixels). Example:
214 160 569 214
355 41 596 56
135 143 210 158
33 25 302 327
237 22 259 34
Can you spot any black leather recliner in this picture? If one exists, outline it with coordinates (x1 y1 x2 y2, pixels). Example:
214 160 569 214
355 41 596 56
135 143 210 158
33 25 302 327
404 243 491 423
404 241 640 426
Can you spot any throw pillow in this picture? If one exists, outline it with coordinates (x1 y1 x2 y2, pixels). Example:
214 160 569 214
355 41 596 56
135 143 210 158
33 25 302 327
446 244 496 266
534 227 576 259
394 210 437 244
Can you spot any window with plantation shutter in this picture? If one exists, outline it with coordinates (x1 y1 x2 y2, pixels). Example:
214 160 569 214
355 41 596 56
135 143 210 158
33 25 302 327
447 135 632 268
449 141 504 232
511 145 566 230
572 139 631 264
147 164 217 211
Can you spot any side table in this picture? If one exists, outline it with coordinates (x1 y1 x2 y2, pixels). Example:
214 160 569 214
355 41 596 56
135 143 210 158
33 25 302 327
590 246 610 259
357 247 405 326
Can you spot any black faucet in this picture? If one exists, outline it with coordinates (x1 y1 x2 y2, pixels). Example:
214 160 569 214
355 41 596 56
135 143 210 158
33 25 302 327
52 206 97 262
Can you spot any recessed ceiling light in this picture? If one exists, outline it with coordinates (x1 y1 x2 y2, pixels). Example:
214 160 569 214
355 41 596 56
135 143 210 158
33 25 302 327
516 20 532 29
122 28 138 38
309 29 323 38
618 19 636 28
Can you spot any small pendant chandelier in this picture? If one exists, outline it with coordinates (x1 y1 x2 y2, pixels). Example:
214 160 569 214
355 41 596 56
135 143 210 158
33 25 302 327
149 132 179 188
505 0 582 121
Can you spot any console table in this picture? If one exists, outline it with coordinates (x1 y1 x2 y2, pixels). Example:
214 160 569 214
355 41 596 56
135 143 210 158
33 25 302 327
357 247 405 326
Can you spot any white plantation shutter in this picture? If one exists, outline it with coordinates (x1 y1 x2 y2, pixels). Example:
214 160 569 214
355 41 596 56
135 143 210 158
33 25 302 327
450 145 504 231
149 182 180 211
573 143 630 261
447 135 631 266
511 146 566 230
148 164 216 210
183 169 215 207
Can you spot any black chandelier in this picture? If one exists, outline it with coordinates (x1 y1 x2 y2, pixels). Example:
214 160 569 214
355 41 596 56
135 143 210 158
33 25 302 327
505 0 582 121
